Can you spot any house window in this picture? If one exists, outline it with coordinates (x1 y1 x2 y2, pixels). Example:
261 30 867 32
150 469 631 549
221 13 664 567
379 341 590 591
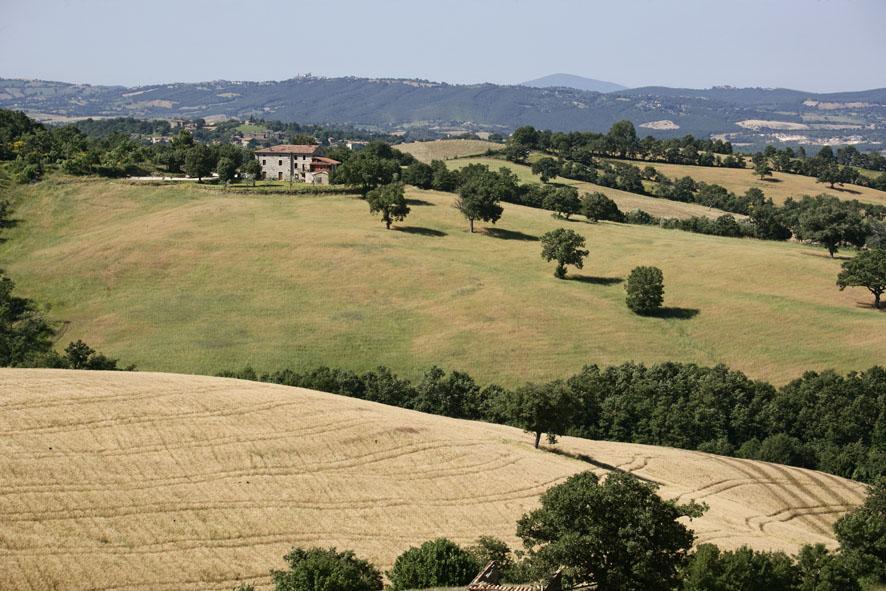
262 159 266 165
278 160 282 166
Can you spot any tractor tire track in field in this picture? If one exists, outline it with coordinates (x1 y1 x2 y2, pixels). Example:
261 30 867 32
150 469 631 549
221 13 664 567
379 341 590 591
0 370 866 591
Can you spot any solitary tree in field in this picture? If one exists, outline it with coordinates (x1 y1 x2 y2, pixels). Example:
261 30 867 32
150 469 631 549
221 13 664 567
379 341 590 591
366 183 410 229
625 266 665 314
516 471 705 591
455 173 504 232
505 381 577 448
543 186 581 219
540 228 588 278
837 248 886 309
754 159 773 181
531 157 561 183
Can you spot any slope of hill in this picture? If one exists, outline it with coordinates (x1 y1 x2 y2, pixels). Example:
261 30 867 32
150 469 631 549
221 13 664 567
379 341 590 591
2 77 885 148
520 73 628 93
445 156 744 220
1 177 883 385
0 369 869 591
395 139 502 162
604 158 886 207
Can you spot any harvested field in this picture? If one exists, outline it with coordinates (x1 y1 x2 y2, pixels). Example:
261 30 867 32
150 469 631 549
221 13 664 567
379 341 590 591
396 139 502 162
0 369 868 590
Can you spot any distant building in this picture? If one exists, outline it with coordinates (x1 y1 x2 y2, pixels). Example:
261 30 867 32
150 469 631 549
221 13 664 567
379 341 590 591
254 144 340 184
345 140 368 151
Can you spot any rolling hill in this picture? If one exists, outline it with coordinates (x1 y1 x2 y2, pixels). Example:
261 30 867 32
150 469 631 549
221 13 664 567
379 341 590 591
1 176 883 386
2 77 886 149
0 369 869 590
520 73 628 93
444 156 744 220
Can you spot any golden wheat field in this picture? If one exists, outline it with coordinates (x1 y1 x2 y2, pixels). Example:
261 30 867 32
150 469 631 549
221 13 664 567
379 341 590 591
396 140 503 162
0 369 869 591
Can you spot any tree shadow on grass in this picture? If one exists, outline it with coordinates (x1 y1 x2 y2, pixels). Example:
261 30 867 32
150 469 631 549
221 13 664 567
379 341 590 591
482 227 539 241
568 274 623 285
406 198 435 206
397 226 447 237
831 186 861 195
800 251 852 260
647 307 700 320
761 177 783 183
544 447 662 485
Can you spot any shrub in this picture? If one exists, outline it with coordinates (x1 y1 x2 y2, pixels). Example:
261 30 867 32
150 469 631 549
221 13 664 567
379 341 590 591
518 471 704 591
271 547 382 591
387 538 480 591
625 266 665 314
834 478 886 584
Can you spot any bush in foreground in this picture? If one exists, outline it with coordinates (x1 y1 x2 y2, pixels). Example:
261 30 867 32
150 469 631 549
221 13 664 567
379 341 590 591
387 538 479 591
271 547 383 591
517 471 705 591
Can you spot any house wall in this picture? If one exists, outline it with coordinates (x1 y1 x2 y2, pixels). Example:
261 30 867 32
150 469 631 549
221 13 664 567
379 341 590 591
256 148 323 181
257 154 293 181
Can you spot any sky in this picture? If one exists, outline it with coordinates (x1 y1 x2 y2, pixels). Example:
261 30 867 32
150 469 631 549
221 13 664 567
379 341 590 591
1 0 884 93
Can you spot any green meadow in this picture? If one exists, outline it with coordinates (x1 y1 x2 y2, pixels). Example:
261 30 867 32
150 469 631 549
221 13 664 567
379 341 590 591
1 175 882 386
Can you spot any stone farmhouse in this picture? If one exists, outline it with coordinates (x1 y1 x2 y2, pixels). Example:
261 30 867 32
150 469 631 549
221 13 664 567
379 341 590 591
254 144 340 184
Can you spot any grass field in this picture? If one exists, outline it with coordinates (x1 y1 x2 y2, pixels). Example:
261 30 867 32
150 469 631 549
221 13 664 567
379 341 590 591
447 157 740 220
2 175 884 386
0 369 868 590
396 139 503 162
606 158 886 207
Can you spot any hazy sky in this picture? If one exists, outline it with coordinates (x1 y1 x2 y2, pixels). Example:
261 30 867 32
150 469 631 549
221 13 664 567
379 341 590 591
1 0 884 92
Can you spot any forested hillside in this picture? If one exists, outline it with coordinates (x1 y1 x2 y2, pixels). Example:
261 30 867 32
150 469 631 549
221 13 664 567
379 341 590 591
2 77 885 149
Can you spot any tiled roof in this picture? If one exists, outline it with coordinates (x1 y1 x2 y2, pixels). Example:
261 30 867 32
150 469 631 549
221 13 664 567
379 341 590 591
255 144 320 155
312 156 341 165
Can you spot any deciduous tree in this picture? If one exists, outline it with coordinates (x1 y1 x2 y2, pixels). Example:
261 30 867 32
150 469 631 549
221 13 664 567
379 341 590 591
531 157 560 183
543 186 580 219
505 381 577 448
517 471 705 591
366 182 410 229
625 266 665 314
540 228 588 278
837 248 886 308
271 547 383 591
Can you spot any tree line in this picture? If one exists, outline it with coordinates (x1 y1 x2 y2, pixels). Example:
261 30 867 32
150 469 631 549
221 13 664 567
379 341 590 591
218 361 884 484
505 119 886 190
235 469 885 591
503 121 736 167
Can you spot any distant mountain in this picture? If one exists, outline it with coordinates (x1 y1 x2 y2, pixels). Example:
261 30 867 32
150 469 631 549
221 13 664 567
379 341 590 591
2 76 885 149
521 73 628 93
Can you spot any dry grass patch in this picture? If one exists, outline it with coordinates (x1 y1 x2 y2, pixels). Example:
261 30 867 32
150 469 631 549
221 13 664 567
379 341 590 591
0 369 868 590
606 158 886 207
396 140 502 163
447 157 738 220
